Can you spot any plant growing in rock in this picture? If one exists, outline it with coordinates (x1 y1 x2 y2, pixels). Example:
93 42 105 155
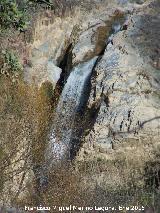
0 0 28 31
0 50 23 78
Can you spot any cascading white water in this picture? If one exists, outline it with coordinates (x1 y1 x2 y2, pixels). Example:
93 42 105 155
47 56 98 165
45 20 125 167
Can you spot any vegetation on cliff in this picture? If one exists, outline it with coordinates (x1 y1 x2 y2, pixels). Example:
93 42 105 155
0 0 55 205
0 0 75 33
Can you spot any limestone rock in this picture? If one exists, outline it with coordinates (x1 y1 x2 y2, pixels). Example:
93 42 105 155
72 20 107 65
24 1 128 87
85 0 160 152
72 7 127 65
24 59 62 89
24 15 76 87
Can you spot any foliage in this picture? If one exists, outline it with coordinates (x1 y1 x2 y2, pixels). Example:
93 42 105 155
0 0 53 32
29 0 52 5
0 50 23 77
0 0 28 31
0 0 75 32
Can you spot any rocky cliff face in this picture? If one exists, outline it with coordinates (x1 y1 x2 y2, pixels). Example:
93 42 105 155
23 0 127 88
77 0 160 161
24 0 160 163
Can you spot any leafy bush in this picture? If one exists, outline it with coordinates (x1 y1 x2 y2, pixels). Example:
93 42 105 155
0 50 23 77
0 0 28 31
0 0 53 32
29 0 52 5
0 0 74 32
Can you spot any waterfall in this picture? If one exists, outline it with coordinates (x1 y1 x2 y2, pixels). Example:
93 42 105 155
45 20 125 168
47 56 98 165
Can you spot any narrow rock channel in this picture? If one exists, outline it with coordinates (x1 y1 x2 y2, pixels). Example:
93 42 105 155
45 19 127 169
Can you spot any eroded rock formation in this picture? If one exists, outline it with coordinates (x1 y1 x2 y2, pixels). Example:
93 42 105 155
78 0 160 161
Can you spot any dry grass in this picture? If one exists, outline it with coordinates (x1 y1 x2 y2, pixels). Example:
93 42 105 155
11 135 160 212
0 75 54 205
74 137 160 210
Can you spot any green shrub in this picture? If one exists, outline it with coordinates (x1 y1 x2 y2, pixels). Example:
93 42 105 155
0 0 53 32
1 50 23 76
0 0 28 31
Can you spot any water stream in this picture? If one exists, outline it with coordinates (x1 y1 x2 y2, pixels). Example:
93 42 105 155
46 20 126 167
46 56 98 165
